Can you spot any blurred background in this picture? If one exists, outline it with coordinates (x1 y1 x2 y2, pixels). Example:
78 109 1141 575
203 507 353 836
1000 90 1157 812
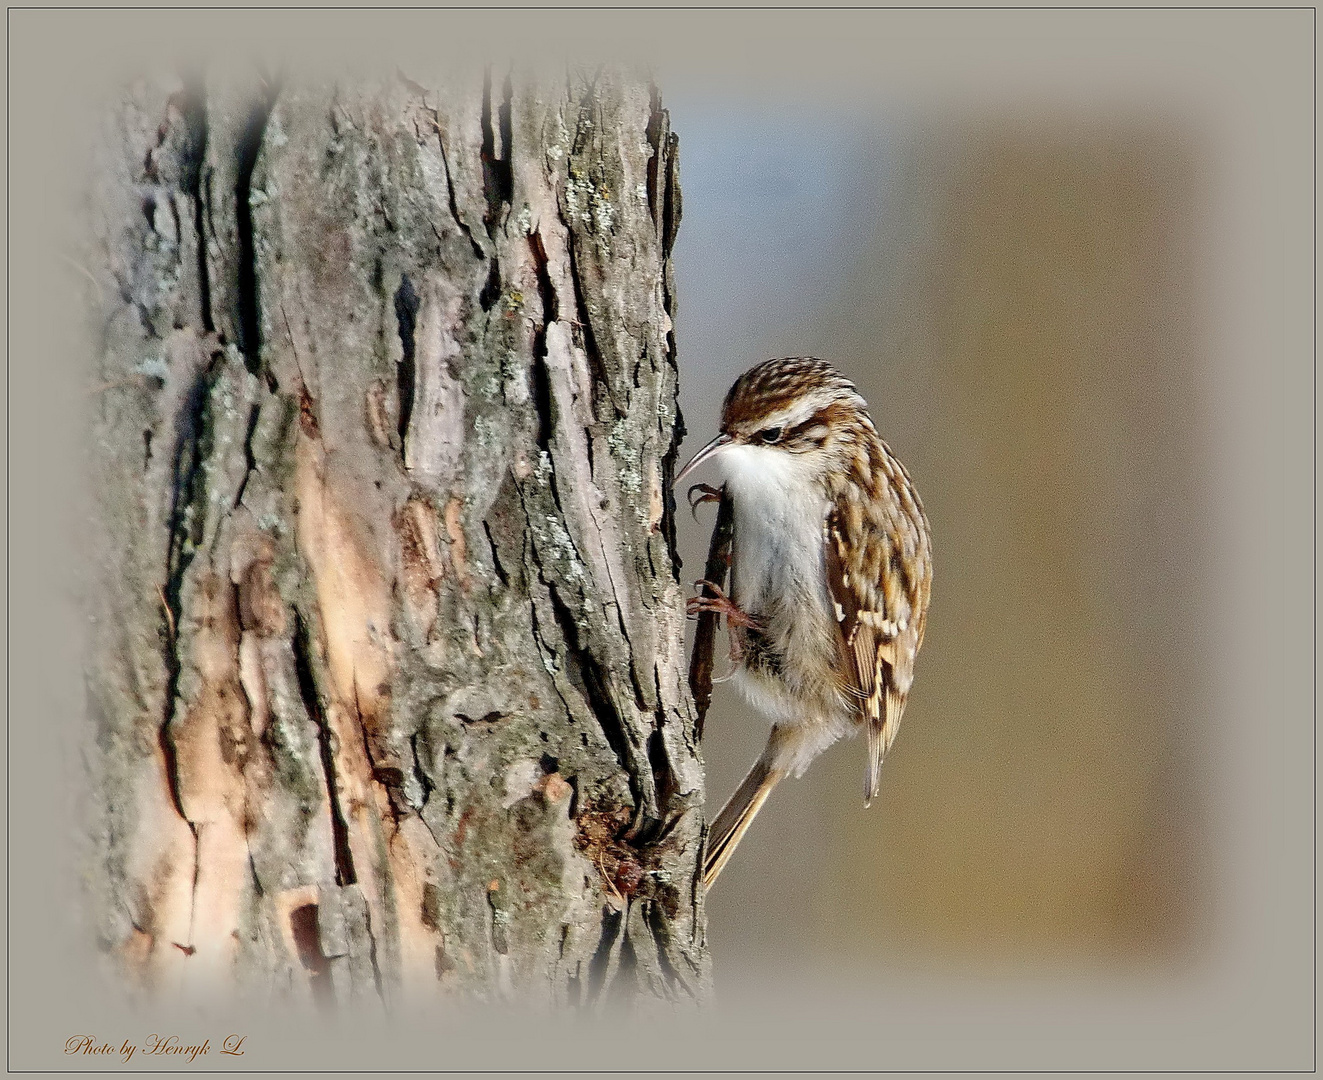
661 84 1280 996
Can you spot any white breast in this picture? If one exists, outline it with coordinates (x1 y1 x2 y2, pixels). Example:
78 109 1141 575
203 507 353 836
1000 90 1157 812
712 441 857 774
717 443 829 618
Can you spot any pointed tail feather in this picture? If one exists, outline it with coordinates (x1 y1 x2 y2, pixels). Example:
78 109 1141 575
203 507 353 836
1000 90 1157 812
703 758 786 890
865 686 906 806
865 717 881 806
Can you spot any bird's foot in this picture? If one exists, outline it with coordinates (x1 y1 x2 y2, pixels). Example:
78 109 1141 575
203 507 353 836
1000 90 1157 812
686 483 723 520
686 580 762 629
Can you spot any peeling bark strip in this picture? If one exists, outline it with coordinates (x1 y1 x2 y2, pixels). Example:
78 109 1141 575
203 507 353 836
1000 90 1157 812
83 68 708 1007
688 492 734 742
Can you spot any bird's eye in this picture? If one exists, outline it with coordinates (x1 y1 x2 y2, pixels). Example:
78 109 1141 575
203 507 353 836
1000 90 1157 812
756 426 783 444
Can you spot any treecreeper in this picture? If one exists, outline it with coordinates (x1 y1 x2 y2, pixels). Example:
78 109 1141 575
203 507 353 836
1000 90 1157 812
679 357 934 888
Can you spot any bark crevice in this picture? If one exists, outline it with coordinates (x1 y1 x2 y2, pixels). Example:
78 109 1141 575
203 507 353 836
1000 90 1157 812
182 83 214 335
158 346 223 827
546 579 643 819
426 104 484 261
234 85 276 373
393 274 419 455
293 611 357 887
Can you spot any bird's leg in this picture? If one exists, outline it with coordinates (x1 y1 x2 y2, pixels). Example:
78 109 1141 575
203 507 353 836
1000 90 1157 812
725 627 748 666
688 578 750 680
686 579 762 629
686 483 723 520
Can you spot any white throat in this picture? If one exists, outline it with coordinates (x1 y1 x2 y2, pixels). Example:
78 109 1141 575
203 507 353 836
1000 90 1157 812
713 443 829 619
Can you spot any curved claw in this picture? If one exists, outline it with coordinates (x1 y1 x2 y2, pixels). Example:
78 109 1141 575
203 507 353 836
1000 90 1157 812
685 579 762 630
687 483 723 520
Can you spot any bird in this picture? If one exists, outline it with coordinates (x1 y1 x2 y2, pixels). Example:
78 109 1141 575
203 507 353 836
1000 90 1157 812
676 357 933 890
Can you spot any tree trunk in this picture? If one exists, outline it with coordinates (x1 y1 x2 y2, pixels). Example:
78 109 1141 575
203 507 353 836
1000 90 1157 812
82 65 707 1009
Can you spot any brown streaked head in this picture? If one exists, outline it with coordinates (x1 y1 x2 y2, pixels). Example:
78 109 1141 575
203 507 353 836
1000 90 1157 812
675 357 875 486
719 357 873 450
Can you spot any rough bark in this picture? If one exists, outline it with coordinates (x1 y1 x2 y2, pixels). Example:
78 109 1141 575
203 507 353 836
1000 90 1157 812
81 66 706 1009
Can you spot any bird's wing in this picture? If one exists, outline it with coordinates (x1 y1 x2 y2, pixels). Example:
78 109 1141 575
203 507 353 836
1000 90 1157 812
824 446 932 804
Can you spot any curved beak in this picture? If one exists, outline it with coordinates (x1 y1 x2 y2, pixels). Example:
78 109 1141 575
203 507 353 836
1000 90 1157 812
674 432 733 487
